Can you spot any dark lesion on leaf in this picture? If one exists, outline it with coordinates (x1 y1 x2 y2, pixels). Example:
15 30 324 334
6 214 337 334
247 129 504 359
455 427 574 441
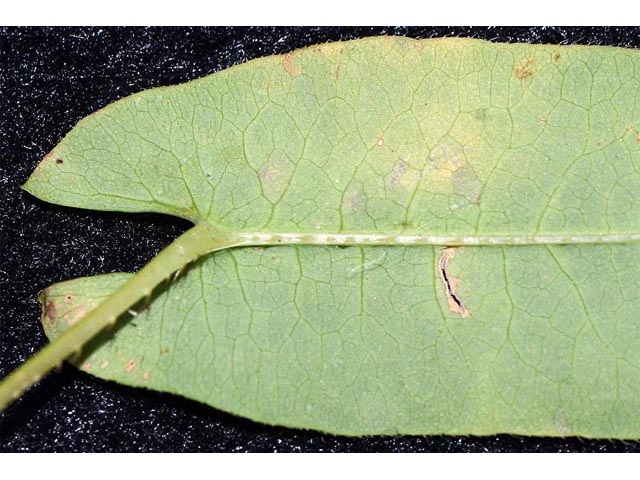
437 248 470 318
43 300 57 327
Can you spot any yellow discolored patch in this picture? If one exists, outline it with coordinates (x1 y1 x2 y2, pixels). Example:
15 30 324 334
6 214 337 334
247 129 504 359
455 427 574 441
427 142 467 175
424 141 482 203
313 41 345 57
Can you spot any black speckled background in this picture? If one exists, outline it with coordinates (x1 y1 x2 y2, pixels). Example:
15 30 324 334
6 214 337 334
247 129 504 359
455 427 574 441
1 26 640 452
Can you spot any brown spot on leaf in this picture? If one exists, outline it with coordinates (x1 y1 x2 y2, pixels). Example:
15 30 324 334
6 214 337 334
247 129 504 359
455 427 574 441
625 126 640 143
64 295 74 303
44 301 57 327
514 58 535 79
376 136 384 146
282 52 301 77
437 248 471 318
553 53 561 62
100 360 110 369
55 158 64 164
159 347 170 355
81 362 93 372
143 372 152 381
125 359 136 373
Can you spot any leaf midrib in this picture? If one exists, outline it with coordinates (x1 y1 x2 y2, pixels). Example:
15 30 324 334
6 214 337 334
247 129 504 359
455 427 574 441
230 230 640 246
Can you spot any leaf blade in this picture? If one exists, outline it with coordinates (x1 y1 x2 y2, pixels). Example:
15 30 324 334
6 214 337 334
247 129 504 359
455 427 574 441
24 37 640 236
21 36 640 437
43 242 640 437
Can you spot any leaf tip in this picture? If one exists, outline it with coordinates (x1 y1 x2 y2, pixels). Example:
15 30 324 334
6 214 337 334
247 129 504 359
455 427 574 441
22 150 65 194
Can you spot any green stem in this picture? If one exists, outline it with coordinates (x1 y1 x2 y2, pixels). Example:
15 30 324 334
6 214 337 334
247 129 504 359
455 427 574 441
0 221 236 412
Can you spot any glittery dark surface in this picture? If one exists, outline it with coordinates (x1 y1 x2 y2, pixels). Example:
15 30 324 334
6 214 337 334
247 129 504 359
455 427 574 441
1 26 640 452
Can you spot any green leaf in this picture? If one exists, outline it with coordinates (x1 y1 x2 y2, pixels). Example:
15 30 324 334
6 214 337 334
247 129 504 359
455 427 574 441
41 243 640 437
9 36 640 437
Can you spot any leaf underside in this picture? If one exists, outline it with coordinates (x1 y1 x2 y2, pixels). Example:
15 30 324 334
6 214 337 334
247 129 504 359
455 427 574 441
27 36 640 437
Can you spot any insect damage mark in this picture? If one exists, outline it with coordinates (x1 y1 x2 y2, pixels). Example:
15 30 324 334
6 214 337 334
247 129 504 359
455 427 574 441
437 248 470 318
348 251 387 278
31 151 63 176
